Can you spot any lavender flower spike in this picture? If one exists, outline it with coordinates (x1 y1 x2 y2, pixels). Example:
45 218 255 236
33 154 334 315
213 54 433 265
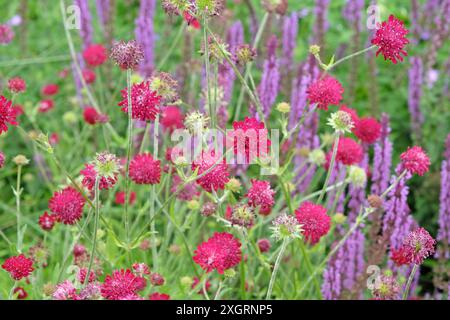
135 0 156 78
408 57 424 140
74 0 93 49
437 134 450 259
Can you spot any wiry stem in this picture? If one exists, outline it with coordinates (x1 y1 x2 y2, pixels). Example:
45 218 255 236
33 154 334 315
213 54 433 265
403 264 418 300
84 178 100 287
124 69 133 254
318 133 340 203
266 238 289 300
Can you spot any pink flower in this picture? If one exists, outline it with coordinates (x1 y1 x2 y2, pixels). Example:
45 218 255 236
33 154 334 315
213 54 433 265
48 187 86 225
110 40 144 70
307 76 344 110
353 117 381 144
83 107 100 125
149 292 170 300
400 146 430 176
0 151 5 168
53 280 77 300
13 287 28 299
295 202 331 245
77 267 97 284
115 191 136 205
129 153 161 185
150 273 165 286
334 137 364 166
0 24 14 44
41 84 59 96
38 212 57 231
132 263 150 277
2 254 34 280
161 106 184 132
80 163 118 190
118 81 162 122
371 15 409 64
392 227 436 266
192 150 229 192
257 239 271 253
193 232 242 274
246 179 275 215
0 95 18 134
101 269 142 300
82 69 96 84
38 99 54 113
83 44 108 67
8 77 26 93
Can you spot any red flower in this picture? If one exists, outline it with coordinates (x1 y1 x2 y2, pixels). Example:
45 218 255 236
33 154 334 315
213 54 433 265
390 247 410 266
183 11 201 29
49 132 59 146
80 163 118 190
307 76 344 110
48 187 86 225
12 104 24 117
161 106 184 132
150 273 165 286
193 232 242 274
83 44 108 67
229 117 271 163
8 77 26 93
115 191 136 205
132 263 150 277
83 107 100 125
171 175 200 201
82 69 96 84
295 201 331 245
41 84 59 96
246 179 275 215
400 146 430 176
371 15 409 64
2 254 34 280
192 150 229 192
353 117 381 144
38 212 57 231
396 227 436 265
339 105 359 123
101 269 142 300
335 137 364 166
0 151 5 168
0 95 18 134
38 99 54 113
110 40 144 70
77 267 97 284
149 292 170 300
118 81 162 122
13 287 28 299
129 153 161 185
257 239 271 253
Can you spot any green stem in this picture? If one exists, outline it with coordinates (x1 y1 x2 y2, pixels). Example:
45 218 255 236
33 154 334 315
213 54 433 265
266 238 289 300
150 115 159 270
402 264 418 300
124 69 133 251
325 45 377 72
298 240 321 298
84 178 100 287
15 165 23 253
317 134 340 203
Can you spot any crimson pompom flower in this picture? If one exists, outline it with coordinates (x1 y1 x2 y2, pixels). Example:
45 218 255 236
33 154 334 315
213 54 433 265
41 84 59 96
371 274 400 300
0 95 18 134
246 179 275 215
392 227 436 266
48 187 86 225
53 280 77 300
149 292 170 300
13 287 28 299
83 44 108 67
8 77 26 93
400 146 430 176
229 117 271 163
257 238 271 253
12 104 24 117
183 11 201 29
193 232 242 274
192 150 230 192
83 107 100 125
161 106 184 132
371 15 409 64
38 99 54 113
353 117 382 144
0 151 5 168
335 137 364 166
0 24 14 44
115 191 136 205
80 163 118 190
150 273 165 286
118 81 162 122
129 153 161 185
132 263 150 277
77 267 97 284
38 212 57 231
82 69 96 84
110 40 144 70
295 201 331 245
101 269 142 300
307 76 344 110
1 254 34 280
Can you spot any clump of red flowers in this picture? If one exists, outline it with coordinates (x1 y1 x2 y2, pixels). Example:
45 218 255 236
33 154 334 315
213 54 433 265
391 227 436 266
353 117 382 144
192 150 230 192
38 212 57 231
295 201 331 245
2 254 34 280
246 179 275 215
110 40 144 70
118 81 162 122
400 146 430 176
80 164 117 190
13 287 28 299
307 76 344 110
82 69 96 84
371 15 409 64
101 269 143 300
48 187 86 225
129 153 161 185
193 232 242 274
0 95 18 134
83 44 108 67
41 84 59 96
8 77 26 94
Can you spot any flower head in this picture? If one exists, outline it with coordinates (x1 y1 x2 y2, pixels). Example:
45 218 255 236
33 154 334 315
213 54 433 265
353 117 381 144
0 95 18 134
13 287 28 299
193 232 242 274
82 69 96 84
246 179 275 215
83 107 100 125
192 150 229 192
372 274 400 300
83 44 108 67
38 99 54 113
184 111 209 133
161 106 184 132
2 254 34 280
371 15 409 64
333 137 364 166
348 165 367 188
149 292 171 300
233 44 257 65
308 149 326 166
149 72 179 104
80 152 120 191
110 40 144 70
8 77 26 94
118 81 162 122
227 203 255 228
295 202 330 245
39 212 57 231
271 213 303 241
0 151 4 168
257 239 271 253
0 24 14 44
392 227 436 266
400 146 430 176
129 153 161 185
195 0 225 16
101 269 142 300
115 191 136 205
307 76 344 110
41 84 59 96
52 280 77 300
327 110 354 134
48 187 86 225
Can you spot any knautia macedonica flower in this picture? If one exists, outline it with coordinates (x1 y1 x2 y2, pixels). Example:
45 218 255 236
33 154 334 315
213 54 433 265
295 202 330 245
334 137 363 166
246 179 275 215
307 76 344 110
129 153 161 185
192 150 229 192
257 238 271 253
200 35 229 63
118 81 162 122
0 24 14 44
327 110 354 134
353 117 382 144
372 274 400 300
201 202 217 217
83 44 108 67
161 106 184 132
193 232 242 274
400 146 430 176
110 40 144 70
371 15 409 64
348 165 367 188
0 95 18 134
149 72 179 104
391 227 436 266
149 292 170 300
271 213 303 241
8 77 26 94
80 152 121 190
41 83 59 96
308 148 326 166
0 151 5 168
1 254 34 280
184 111 209 134
38 212 57 231
233 44 257 65
227 203 255 228
48 187 86 225
13 287 28 299
52 280 77 300
195 0 225 16
101 269 143 300
161 0 190 15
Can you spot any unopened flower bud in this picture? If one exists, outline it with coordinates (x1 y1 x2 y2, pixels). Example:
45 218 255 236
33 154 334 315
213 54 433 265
276 102 291 113
368 194 383 209
308 149 326 166
13 154 30 166
225 177 241 193
333 212 347 225
348 165 367 188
